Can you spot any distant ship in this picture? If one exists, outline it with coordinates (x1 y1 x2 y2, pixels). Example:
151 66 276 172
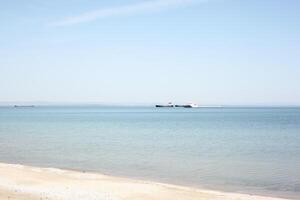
156 103 199 108
155 102 174 108
14 105 35 108
175 103 199 108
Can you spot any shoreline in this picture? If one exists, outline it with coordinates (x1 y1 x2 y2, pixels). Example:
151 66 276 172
0 163 293 200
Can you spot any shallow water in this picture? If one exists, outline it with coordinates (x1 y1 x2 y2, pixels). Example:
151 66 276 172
0 106 299 199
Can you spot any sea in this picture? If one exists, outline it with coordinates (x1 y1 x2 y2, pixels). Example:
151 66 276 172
0 106 299 199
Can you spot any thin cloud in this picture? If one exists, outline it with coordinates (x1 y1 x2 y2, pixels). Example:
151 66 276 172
51 0 202 27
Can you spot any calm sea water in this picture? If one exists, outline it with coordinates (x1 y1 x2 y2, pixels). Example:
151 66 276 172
0 106 300 198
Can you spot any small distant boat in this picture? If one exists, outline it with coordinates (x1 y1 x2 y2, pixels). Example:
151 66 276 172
155 102 174 108
14 105 35 108
175 103 199 108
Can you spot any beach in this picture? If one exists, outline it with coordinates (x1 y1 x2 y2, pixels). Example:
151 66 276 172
2 0 300 198
0 163 293 200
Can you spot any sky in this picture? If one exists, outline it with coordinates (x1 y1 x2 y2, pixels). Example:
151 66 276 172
0 0 300 105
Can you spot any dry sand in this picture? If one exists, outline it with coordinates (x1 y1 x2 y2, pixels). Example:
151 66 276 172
0 163 292 200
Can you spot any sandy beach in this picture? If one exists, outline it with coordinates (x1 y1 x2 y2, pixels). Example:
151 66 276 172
0 163 293 200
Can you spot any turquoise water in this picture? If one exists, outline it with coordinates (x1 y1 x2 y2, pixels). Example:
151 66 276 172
0 106 300 198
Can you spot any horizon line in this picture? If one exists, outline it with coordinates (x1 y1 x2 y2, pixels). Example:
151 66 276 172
0 101 300 107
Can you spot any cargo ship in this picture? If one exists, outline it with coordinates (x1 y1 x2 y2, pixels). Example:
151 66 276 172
156 103 199 108
175 103 199 108
155 102 174 107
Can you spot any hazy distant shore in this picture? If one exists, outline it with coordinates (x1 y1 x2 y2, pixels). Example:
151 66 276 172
0 163 293 200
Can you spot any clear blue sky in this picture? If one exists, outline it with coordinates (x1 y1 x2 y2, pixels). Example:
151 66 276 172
0 0 299 105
